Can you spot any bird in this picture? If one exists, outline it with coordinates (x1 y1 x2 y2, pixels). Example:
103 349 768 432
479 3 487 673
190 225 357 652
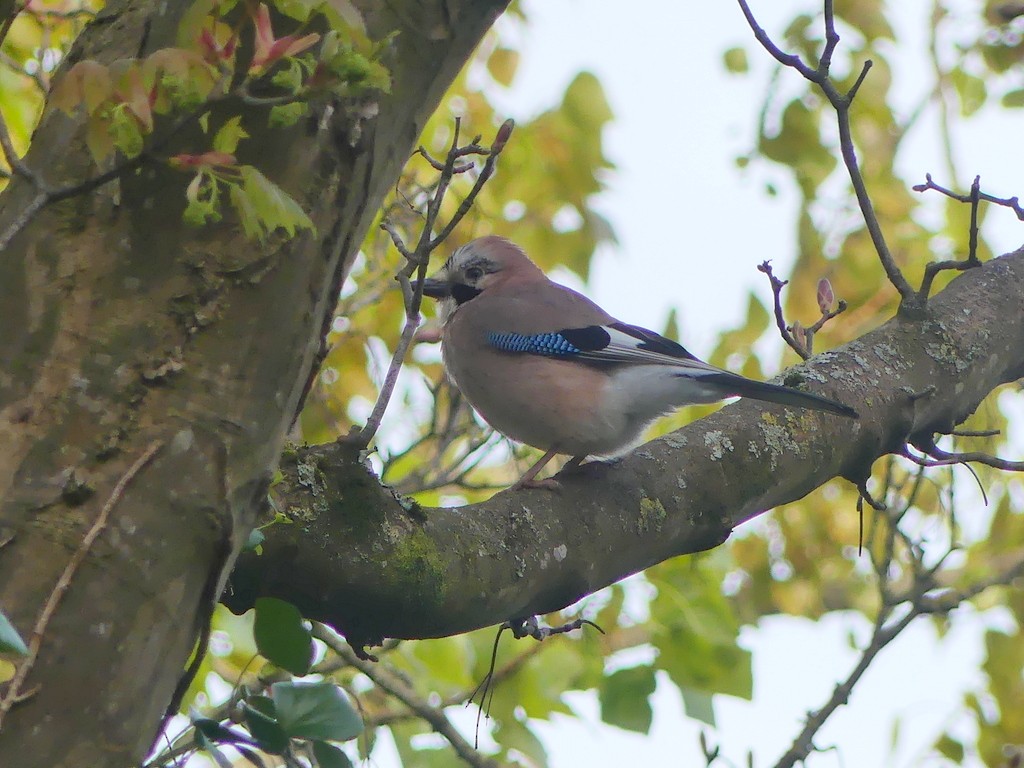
420 236 858 489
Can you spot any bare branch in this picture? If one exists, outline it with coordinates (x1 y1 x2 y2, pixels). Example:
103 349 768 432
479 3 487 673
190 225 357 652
312 623 499 768
0 440 163 726
355 119 514 447
757 261 806 358
737 0 917 308
913 175 987 301
913 172 1024 221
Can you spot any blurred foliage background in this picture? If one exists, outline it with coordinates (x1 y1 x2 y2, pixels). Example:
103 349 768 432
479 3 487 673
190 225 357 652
3 0 1024 765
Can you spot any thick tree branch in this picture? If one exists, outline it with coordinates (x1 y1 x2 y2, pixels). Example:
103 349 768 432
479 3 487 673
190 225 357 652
224 247 1024 645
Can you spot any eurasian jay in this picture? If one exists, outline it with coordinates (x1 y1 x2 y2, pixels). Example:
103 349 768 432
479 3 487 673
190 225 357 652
421 236 858 488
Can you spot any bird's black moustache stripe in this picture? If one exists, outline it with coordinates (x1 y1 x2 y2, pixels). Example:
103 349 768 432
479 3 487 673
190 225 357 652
452 283 482 305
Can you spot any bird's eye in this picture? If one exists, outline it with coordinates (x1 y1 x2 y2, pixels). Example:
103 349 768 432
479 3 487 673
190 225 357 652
464 266 484 282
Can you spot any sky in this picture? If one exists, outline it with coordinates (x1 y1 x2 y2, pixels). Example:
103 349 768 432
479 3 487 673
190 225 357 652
367 1 1021 766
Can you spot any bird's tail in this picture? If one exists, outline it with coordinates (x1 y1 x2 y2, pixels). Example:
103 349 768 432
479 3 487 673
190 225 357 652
719 374 858 418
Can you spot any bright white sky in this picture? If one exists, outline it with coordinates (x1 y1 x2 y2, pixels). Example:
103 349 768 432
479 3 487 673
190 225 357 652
370 1 1023 766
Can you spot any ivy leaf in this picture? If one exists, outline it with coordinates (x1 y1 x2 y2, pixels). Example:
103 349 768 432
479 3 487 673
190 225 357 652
253 597 313 675
0 610 28 655
271 681 363 742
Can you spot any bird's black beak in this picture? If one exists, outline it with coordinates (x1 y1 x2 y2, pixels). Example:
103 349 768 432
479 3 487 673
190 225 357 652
419 277 450 299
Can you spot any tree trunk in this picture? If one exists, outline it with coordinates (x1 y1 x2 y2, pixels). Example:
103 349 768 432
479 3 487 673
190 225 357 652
0 0 508 764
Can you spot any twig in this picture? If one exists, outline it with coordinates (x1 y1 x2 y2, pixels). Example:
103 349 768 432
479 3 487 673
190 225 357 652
737 0 917 308
914 175 986 300
773 603 900 768
950 428 1000 438
430 119 514 248
0 86 232 253
354 119 515 447
312 624 499 768
904 442 1024 473
0 107 45 189
913 172 1024 221
774 513 1024 768
757 261 805 358
0 439 164 728
756 262 848 358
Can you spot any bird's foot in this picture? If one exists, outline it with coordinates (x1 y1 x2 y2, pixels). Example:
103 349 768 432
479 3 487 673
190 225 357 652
555 454 619 480
510 476 562 491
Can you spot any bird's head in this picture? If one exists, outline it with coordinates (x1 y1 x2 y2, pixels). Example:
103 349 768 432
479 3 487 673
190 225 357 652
420 236 543 316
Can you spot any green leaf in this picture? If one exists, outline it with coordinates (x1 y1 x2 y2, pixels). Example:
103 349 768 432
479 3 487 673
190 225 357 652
233 166 315 241
242 695 290 754
599 665 656 733
759 99 836 197
487 47 519 87
1001 88 1024 108
313 741 354 768
245 528 265 552
492 717 547 767
0 610 28 655
934 734 964 762
269 103 310 128
109 105 145 158
951 67 987 117
213 116 248 154
722 46 749 74
271 681 364 741
254 597 313 675
680 688 716 726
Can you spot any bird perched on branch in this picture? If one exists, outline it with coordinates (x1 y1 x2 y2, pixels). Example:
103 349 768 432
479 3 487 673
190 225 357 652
421 236 858 489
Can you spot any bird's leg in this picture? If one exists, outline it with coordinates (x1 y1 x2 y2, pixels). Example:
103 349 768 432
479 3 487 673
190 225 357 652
562 455 586 472
511 449 561 490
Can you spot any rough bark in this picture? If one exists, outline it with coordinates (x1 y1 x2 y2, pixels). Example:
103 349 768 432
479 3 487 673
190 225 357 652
223 249 1024 645
0 0 508 764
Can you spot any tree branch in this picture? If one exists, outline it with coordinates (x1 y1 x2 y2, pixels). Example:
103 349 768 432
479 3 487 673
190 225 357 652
313 624 499 768
737 0 918 310
224 248 1024 645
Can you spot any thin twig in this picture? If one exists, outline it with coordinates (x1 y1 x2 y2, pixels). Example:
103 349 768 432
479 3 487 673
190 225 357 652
431 119 514 248
0 440 164 728
913 172 1024 220
774 509 1024 768
950 428 1000 438
354 119 514 447
757 261 806 358
0 108 45 189
312 624 499 768
737 0 917 308
903 443 1024 473
914 174 986 300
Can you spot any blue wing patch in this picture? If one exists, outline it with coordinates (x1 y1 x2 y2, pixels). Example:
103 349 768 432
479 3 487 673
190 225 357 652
488 331 585 357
